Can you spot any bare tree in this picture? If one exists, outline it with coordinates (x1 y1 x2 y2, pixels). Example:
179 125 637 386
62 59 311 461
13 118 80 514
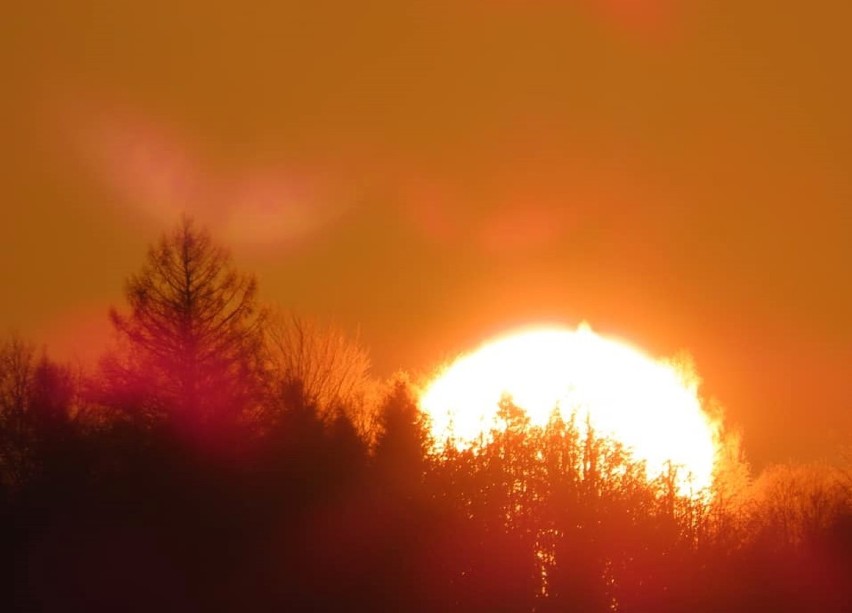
0 335 37 486
264 311 373 427
746 463 852 548
105 217 265 432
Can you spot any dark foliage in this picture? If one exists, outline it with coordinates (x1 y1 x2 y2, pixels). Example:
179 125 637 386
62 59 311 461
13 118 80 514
1 222 849 611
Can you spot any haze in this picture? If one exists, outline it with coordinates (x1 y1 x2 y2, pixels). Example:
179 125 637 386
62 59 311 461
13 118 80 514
2 1 850 469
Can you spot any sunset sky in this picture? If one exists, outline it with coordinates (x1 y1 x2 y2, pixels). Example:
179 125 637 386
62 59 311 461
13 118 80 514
2 1 850 469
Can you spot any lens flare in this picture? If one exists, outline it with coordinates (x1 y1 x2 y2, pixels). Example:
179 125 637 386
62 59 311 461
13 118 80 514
420 324 720 493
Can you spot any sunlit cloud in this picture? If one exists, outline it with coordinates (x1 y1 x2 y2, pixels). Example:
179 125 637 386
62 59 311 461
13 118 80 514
217 161 348 255
399 176 593 256
54 86 669 264
59 93 350 255
64 98 201 221
397 139 657 258
475 185 589 255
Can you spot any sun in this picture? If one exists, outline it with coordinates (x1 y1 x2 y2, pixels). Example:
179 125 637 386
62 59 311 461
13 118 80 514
419 323 720 494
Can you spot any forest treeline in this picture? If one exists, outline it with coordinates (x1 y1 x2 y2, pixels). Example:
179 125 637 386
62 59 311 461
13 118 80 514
2 219 850 611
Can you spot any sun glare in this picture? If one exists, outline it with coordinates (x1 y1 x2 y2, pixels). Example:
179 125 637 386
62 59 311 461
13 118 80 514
419 324 720 494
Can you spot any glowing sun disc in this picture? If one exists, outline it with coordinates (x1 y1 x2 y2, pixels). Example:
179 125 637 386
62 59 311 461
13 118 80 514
419 324 720 493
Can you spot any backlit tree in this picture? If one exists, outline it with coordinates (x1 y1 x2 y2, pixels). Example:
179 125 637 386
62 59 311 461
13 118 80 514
264 311 372 430
105 217 265 436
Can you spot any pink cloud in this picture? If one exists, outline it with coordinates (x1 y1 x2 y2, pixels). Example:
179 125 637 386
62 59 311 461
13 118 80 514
59 93 350 255
395 134 659 259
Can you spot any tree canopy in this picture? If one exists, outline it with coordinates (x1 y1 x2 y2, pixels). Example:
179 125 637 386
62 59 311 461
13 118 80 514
0 219 848 611
105 217 265 434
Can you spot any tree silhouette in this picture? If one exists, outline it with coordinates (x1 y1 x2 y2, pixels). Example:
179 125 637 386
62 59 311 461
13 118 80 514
264 311 373 433
373 378 427 490
104 217 265 440
3 221 852 610
0 335 37 488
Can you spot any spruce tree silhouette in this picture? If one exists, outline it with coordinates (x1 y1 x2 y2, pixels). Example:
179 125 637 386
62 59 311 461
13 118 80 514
104 217 265 444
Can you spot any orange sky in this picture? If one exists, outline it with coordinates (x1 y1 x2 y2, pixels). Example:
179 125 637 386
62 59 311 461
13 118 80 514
2 1 850 468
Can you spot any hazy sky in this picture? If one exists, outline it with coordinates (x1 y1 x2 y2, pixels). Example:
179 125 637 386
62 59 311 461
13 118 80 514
3 1 850 468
